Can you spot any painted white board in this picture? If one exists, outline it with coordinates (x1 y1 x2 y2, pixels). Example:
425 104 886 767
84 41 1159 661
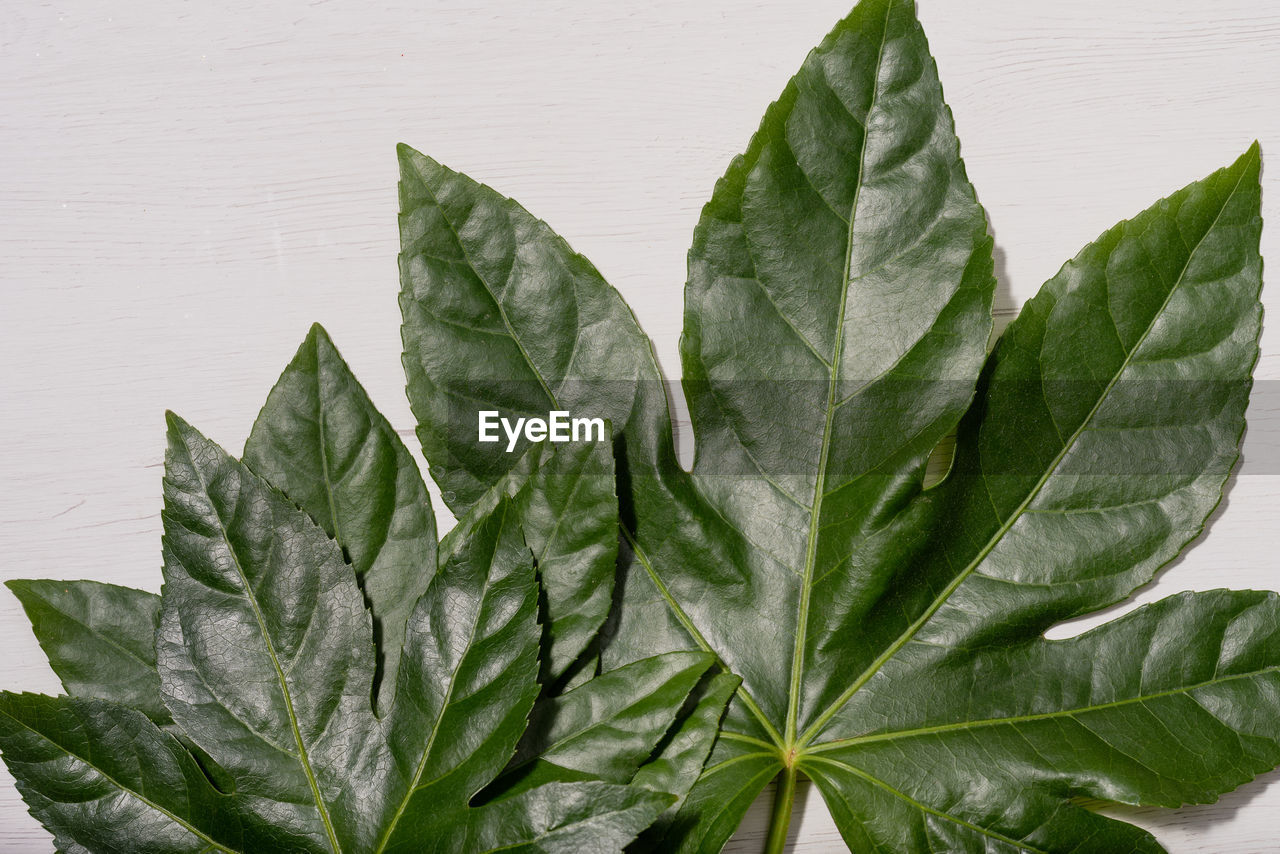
2 1 1278 850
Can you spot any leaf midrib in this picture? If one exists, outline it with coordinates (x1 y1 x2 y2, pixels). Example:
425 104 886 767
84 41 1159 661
785 0 894 750
797 156 1252 750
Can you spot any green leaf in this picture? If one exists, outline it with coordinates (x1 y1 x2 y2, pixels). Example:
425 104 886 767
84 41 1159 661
492 652 714 797
380 497 541 838
244 323 437 711
378 496 691 853
396 0 1270 849
439 438 619 682
804 590 1280 852
629 671 742 851
7 580 167 725
4 413 699 853
385 782 673 854
803 143 1263 749
0 694 307 853
398 144 675 516
156 413 383 852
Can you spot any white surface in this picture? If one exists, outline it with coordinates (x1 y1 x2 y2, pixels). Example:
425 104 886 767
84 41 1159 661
2 1 1279 850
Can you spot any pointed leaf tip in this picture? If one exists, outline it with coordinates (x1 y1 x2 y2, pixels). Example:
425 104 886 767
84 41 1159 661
163 410 198 447
306 321 330 343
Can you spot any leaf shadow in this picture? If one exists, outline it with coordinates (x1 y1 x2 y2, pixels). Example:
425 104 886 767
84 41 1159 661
989 231 1019 341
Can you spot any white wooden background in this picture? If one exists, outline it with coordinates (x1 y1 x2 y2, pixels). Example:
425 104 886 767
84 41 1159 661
2 1 1279 850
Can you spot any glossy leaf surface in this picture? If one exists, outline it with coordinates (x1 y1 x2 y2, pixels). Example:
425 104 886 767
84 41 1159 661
439 438 620 683
386 782 672 854
381 469 708 852
398 0 1270 849
245 323 437 710
157 413 382 852
0 693 323 854
5 376 706 853
7 580 167 725
494 651 714 796
398 144 671 514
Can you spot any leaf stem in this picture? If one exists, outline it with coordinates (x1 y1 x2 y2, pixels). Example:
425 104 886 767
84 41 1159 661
764 765 797 854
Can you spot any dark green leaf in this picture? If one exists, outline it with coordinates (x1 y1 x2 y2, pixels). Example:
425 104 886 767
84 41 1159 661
385 782 673 854
378 496 693 854
244 323 437 710
7 580 167 725
439 438 619 682
803 144 1263 749
4 413 696 853
492 652 714 797
380 497 540 838
629 671 742 850
804 590 1280 852
397 0 1270 849
0 694 308 853
398 144 674 515
156 413 383 852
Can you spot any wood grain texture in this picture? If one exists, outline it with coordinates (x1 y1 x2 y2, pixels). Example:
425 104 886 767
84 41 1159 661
1 1 1278 850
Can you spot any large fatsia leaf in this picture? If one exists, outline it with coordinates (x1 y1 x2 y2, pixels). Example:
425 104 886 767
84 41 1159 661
244 323 437 711
667 0 993 806
402 0 991 841
397 0 1270 850
6 580 167 725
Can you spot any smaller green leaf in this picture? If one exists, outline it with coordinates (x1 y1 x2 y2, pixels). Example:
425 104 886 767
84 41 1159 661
7 580 167 725
629 671 740 850
245 323 437 711
398 145 670 515
380 497 541 848
381 493 692 853
492 652 715 797
156 412 381 853
387 781 673 854
0 694 306 854
441 438 619 683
